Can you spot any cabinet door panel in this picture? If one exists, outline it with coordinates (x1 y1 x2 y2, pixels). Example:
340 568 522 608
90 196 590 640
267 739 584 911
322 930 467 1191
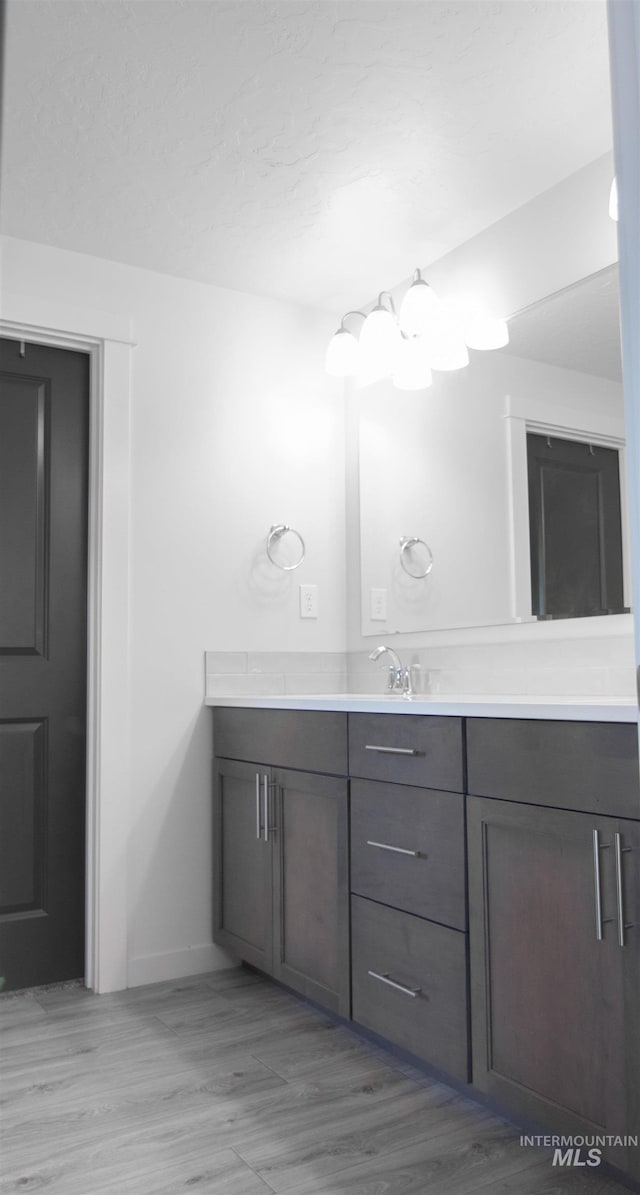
468 797 638 1173
213 759 273 972
272 768 349 1016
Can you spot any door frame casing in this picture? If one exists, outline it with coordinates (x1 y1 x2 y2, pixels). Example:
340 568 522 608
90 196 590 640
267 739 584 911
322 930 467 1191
0 299 134 993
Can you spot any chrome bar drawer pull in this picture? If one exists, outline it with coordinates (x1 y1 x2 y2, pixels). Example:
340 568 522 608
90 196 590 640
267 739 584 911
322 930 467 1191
592 829 612 941
614 833 634 948
262 774 270 843
367 970 421 998
255 773 262 840
365 744 418 756
367 840 421 858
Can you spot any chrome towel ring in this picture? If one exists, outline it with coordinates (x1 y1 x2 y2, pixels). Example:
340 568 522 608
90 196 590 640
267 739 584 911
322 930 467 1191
399 536 433 579
266 524 306 571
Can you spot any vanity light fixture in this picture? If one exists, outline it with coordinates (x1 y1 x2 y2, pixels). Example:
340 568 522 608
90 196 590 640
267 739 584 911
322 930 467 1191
398 269 442 336
326 268 508 387
325 311 366 377
446 295 509 351
358 293 401 378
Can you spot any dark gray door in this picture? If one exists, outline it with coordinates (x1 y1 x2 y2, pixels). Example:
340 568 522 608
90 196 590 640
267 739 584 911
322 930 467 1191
0 337 89 991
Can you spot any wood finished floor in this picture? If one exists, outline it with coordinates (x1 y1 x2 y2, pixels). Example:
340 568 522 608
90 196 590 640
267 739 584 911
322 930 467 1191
0 967 632 1195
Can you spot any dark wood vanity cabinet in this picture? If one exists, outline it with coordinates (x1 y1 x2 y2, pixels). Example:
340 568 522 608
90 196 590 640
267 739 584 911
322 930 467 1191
212 705 640 1181
213 709 350 1015
467 719 640 1180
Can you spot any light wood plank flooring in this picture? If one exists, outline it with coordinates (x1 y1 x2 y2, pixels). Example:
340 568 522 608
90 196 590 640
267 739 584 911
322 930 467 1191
0 967 632 1194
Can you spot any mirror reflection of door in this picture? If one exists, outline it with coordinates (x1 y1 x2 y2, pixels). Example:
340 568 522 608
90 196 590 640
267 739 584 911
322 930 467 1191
526 433 626 620
0 337 89 991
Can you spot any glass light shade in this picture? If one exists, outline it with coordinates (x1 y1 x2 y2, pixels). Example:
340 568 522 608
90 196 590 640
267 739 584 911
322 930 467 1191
609 177 619 221
392 337 433 391
399 278 442 337
325 327 360 376
358 305 400 379
462 312 509 350
423 319 469 371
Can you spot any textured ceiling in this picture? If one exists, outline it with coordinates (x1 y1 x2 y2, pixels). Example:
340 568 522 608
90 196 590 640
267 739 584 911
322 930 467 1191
0 0 613 313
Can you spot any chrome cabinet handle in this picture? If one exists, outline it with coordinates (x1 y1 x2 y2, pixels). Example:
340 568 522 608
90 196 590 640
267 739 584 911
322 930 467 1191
614 832 634 947
262 776 277 841
367 840 421 857
593 829 613 940
367 970 421 998
262 774 270 843
365 744 418 756
255 773 262 840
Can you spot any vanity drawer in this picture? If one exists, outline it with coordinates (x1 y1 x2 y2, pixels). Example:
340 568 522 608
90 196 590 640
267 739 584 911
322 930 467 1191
214 708 348 775
351 780 466 929
351 895 468 1081
348 713 464 792
467 718 640 818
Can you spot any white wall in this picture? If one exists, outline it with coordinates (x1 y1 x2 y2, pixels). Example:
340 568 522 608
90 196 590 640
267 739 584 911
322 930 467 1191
1 234 346 986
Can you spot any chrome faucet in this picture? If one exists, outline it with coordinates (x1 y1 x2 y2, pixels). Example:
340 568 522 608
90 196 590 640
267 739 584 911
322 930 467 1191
369 645 413 695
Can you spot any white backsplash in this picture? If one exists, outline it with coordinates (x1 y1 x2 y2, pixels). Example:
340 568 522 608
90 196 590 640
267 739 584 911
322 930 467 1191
205 652 348 697
206 634 636 700
348 638 636 698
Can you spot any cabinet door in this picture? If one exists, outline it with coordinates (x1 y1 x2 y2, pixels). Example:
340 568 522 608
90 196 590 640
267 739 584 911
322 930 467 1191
213 758 273 973
468 797 640 1177
272 768 350 1016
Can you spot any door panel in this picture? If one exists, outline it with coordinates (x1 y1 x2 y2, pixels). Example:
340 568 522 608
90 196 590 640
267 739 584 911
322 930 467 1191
0 721 46 912
468 797 628 1158
0 338 89 990
273 768 349 1015
213 758 273 972
0 376 47 654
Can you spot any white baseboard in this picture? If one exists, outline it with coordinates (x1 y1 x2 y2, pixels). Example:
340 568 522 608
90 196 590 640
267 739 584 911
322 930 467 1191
127 942 237 989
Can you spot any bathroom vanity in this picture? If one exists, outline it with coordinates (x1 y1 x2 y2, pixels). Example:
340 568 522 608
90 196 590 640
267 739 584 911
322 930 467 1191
208 695 640 1180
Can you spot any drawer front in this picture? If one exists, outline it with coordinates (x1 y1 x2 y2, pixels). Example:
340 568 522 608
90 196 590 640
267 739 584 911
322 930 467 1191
351 780 466 929
348 713 464 791
467 718 640 818
351 895 469 1081
214 708 348 775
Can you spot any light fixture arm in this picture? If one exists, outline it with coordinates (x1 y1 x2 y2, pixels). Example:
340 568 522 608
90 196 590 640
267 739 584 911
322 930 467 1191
376 291 398 319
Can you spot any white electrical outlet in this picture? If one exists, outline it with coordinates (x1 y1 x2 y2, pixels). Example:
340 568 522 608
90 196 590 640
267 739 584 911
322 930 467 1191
299 584 318 618
370 587 387 620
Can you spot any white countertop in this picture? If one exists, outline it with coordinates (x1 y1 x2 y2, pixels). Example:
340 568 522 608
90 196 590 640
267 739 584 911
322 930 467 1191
205 693 639 722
